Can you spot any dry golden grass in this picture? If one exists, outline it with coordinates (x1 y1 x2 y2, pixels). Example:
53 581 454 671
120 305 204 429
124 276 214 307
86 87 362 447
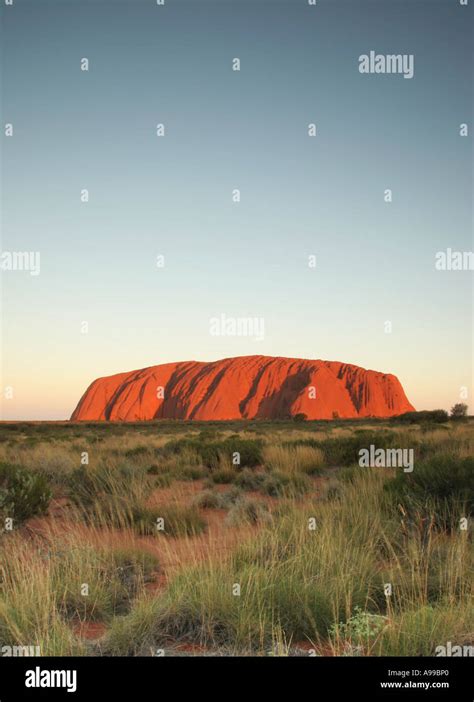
263 444 325 474
0 418 472 656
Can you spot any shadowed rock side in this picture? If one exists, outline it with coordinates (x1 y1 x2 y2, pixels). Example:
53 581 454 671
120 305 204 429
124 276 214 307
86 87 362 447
71 356 415 421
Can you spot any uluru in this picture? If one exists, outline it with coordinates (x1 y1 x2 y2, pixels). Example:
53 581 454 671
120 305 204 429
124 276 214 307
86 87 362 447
71 355 415 421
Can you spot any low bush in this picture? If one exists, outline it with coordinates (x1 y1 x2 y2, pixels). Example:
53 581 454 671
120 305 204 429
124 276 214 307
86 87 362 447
392 410 449 425
226 497 271 526
234 469 266 491
162 437 263 469
329 606 388 655
193 490 223 510
293 413 307 423
177 465 208 481
0 462 51 524
288 431 399 467
193 487 243 510
260 471 312 497
384 456 474 528
209 468 236 484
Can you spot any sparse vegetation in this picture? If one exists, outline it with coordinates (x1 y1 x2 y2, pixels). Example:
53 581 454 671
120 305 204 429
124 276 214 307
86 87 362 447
0 418 472 656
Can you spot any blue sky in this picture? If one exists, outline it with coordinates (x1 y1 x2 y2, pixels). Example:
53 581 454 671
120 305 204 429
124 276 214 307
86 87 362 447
1 0 472 419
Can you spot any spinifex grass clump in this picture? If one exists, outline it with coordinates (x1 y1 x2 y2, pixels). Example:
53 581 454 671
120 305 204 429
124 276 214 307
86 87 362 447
0 532 158 655
54 545 159 620
258 471 312 497
193 490 224 510
142 504 206 537
208 467 236 484
161 435 263 469
68 464 206 536
263 444 324 475
193 487 241 510
225 496 272 526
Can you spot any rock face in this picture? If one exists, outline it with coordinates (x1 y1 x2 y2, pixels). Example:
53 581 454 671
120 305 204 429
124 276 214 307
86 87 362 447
71 355 415 421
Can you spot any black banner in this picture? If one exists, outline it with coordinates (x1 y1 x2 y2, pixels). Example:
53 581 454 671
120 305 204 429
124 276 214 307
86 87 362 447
0 656 471 701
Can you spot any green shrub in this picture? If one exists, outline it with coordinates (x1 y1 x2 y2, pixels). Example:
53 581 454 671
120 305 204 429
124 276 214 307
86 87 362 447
260 472 290 496
219 487 242 508
234 469 266 491
384 456 474 527
176 465 207 481
293 413 307 423
161 439 208 466
226 497 271 526
162 437 263 469
450 403 468 420
193 490 223 510
329 606 388 654
260 472 311 497
292 431 401 467
0 463 51 524
226 437 263 467
392 410 449 424
209 468 236 484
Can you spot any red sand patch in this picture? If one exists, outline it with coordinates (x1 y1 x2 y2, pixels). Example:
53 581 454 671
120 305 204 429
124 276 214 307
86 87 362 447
72 620 107 640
